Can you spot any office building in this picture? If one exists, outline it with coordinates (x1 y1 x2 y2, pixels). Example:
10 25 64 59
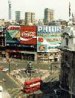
15 11 21 23
60 22 75 98
31 13 35 24
44 8 54 25
25 12 35 25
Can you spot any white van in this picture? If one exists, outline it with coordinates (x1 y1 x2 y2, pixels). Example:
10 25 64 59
0 86 3 98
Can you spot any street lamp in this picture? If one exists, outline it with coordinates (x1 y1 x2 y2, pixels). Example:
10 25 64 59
7 58 10 74
6 50 10 74
25 62 32 79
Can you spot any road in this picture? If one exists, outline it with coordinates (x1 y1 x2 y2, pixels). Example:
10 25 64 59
0 57 60 98
0 71 20 97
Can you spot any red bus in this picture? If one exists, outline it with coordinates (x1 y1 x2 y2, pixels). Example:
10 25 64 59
23 78 42 93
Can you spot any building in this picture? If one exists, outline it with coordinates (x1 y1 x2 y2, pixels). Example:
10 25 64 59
0 25 62 63
60 22 75 98
31 13 35 24
0 26 6 57
15 11 21 23
0 26 6 47
44 8 54 25
25 12 35 25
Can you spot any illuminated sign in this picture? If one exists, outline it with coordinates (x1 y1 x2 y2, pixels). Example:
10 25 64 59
7 26 20 30
37 26 62 52
20 26 37 45
21 31 35 38
6 26 20 44
38 26 61 33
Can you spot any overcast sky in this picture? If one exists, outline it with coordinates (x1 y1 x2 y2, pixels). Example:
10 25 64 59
0 0 75 20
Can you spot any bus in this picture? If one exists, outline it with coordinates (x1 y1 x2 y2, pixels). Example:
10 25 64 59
23 78 42 94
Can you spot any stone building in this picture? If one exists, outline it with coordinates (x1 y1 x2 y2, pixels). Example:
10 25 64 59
25 12 35 25
44 8 54 25
60 23 75 98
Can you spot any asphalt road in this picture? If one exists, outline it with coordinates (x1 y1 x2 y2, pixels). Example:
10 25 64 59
0 71 20 97
0 57 60 98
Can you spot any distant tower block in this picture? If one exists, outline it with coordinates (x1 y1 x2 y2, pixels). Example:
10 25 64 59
8 0 11 20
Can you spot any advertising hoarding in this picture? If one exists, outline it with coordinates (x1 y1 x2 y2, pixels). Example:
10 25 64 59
6 26 20 44
37 26 62 52
20 26 37 45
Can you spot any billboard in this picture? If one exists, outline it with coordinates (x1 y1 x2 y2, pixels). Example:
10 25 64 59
6 26 20 44
37 26 62 52
20 26 37 45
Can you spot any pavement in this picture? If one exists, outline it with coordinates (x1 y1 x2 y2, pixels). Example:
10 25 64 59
3 90 11 98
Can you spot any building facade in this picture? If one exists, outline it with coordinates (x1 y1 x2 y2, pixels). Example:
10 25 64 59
25 12 35 25
44 8 54 25
0 26 6 57
31 13 35 24
15 11 21 23
60 23 75 98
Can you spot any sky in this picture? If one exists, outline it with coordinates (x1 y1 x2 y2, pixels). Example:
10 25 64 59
0 0 75 21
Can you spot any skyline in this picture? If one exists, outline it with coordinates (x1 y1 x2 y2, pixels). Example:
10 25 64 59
0 0 75 21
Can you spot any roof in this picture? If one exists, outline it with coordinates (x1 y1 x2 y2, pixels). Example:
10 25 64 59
63 25 75 37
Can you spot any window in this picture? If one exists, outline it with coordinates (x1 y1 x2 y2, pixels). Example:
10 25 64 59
65 38 68 46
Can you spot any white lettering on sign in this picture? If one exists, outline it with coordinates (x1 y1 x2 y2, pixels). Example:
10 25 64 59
38 26 61 33
21 31 35 37
29 82 40 88
7 26 20 30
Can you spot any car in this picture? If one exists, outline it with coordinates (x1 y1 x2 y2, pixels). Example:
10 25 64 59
2 68 9 72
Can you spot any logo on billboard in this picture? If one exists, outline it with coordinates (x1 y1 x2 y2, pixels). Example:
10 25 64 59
20 31 36 41
37 44 47 52
7 26 20 30
38 26 61 33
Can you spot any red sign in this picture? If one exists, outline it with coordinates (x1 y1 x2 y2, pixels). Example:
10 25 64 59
7 26 20 30
20 26 37 45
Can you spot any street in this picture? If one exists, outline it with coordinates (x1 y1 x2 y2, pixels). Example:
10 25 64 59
0 57 60 98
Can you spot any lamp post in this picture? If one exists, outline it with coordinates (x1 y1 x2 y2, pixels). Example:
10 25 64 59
26 61 32 79
7 58 10 74
6 50 10 74
9 61 10 74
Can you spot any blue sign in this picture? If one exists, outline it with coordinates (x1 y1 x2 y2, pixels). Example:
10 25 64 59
38 26 61 33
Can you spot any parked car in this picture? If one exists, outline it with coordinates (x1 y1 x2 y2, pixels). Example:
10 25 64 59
2 68 9 72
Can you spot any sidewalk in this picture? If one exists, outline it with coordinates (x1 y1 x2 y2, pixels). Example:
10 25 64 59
3 90 11 98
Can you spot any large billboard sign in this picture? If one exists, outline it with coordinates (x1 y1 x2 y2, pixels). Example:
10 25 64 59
6 26 20 44
20 26 37 45
37 26 62 52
